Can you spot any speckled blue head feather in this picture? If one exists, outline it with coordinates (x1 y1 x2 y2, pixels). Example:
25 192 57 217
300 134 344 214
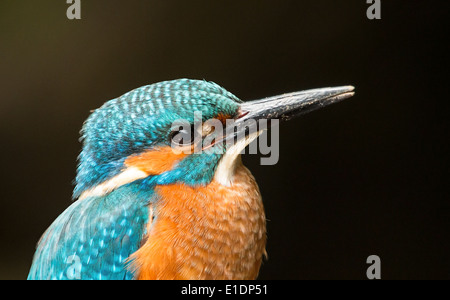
74 79 241 199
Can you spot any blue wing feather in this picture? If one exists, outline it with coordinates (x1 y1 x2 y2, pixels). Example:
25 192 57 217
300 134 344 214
28 181 155 280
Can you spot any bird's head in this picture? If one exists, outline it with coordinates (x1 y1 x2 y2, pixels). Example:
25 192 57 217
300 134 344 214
74 79 354 199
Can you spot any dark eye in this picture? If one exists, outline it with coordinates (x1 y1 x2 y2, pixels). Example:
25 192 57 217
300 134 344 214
169 125 195 146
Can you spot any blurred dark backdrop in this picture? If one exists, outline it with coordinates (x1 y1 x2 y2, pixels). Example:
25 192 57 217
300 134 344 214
0 0 448 279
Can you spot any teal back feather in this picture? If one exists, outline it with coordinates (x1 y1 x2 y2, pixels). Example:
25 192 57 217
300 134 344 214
28 181 154 280
29 79 242 280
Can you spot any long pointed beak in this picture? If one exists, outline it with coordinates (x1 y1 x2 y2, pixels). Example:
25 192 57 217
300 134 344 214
223 86 355 146
204 86 355 150
238 86 355 123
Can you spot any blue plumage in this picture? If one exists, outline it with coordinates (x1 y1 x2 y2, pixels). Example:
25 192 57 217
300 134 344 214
74 79 240 198
29 79 241 280
28 181 154 280
28 78 355 280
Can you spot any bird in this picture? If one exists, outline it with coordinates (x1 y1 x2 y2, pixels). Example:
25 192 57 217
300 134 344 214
27 79 354 280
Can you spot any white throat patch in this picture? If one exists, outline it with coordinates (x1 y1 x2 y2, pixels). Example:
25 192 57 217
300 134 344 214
214 130 263 186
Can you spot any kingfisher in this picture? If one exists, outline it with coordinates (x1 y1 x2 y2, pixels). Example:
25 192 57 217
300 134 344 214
28 79 354 280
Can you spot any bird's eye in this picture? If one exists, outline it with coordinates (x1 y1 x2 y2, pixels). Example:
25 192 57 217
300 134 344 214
169 125 196 147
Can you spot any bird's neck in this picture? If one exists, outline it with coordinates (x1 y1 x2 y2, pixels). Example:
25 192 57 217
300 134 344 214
129 162 267 280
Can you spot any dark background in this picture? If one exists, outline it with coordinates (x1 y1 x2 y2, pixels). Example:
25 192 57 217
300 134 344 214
0 0 448 279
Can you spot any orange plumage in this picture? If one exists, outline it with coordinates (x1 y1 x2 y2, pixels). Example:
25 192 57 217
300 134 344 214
129 162 267 280
125 147 187 175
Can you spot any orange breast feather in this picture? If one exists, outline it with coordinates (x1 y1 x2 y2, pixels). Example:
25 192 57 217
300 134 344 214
129 164 267 280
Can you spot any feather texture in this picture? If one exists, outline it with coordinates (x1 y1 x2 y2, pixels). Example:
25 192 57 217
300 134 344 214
130 162 266 280
28 181 154 280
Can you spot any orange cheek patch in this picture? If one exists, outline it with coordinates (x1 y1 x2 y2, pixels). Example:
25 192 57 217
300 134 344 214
216 113 233 124
125 146 187 175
